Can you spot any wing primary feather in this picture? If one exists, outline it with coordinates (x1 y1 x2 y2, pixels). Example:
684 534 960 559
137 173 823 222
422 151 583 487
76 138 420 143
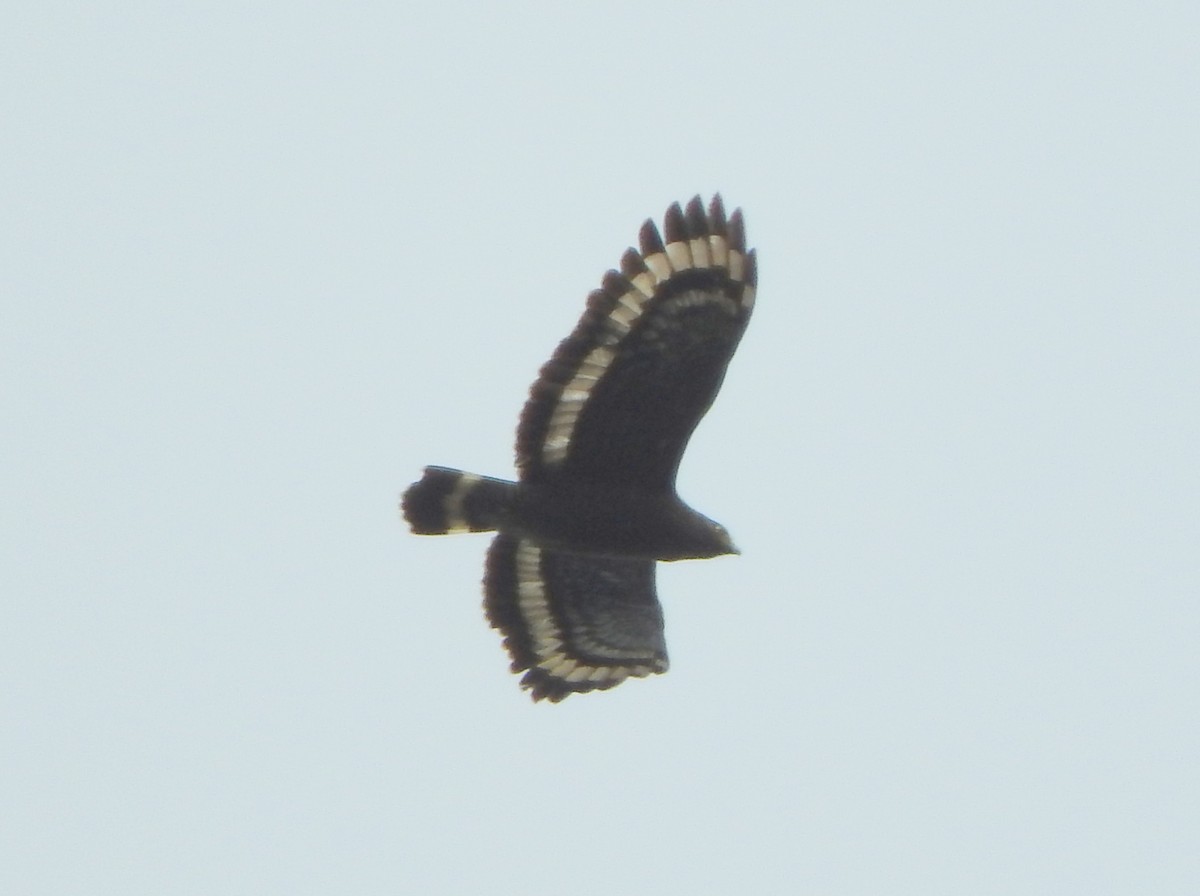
727 208 747 281
686 198 710 267
601 269 633 297
742 248 758 311
639 218 665 256
663 201 687 244
641 218 672 284
620 248 656 298
620 248 649 278
706 196 730 269
728 208 746 253
584 286 613 314
708 194 728 236
684 195 707 236
663 202 693 270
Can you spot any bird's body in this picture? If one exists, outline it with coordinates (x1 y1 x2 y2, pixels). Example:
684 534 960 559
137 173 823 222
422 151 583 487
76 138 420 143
402 196 756 701
406 467 733 560
511 477 735 561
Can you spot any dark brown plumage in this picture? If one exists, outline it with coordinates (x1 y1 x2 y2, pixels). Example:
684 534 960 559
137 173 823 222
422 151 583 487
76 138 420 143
402 196 756 701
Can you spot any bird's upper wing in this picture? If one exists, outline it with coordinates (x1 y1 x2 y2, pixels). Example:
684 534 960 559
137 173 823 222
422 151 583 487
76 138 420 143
484 534 667 702
515 196 756 491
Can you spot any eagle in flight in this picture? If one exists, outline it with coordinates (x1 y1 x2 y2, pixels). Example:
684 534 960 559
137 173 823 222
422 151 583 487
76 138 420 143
402 196 756 701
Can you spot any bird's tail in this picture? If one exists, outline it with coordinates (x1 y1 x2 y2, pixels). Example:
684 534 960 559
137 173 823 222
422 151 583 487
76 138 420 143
401 466 516 535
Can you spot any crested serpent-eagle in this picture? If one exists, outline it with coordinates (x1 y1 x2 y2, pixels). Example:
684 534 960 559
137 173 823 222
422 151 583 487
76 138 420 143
402 196 756 701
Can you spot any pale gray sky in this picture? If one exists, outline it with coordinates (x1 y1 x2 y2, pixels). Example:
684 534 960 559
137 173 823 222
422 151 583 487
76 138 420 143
3 2 1198 893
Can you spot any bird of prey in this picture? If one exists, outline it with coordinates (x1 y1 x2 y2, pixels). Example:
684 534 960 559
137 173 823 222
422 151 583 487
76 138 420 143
402 195 756 701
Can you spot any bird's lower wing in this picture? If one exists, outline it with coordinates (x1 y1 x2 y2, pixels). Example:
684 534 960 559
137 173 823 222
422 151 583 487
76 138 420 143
484 535 668 702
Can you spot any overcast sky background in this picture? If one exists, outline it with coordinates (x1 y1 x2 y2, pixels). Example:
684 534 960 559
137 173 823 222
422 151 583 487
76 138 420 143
3 3 1198 894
